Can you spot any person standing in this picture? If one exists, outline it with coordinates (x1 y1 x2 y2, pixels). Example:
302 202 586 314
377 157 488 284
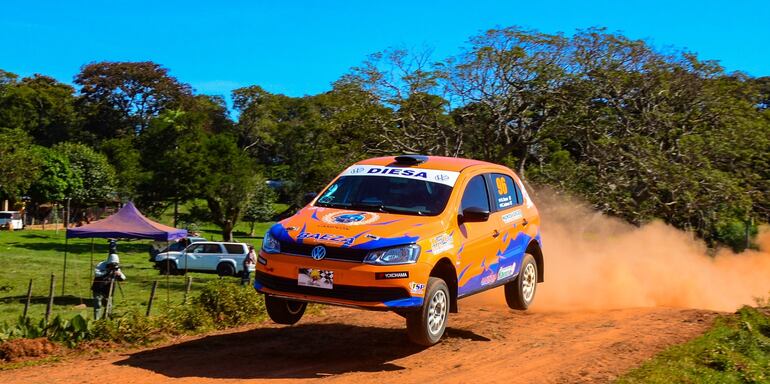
91 253 126 319
242 245 257 286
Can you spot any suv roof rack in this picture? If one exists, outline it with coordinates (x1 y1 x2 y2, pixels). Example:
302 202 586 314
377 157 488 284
394 155 429 165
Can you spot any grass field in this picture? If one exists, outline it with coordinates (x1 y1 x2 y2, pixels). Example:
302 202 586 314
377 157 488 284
618 306 770 383
0 205 281 325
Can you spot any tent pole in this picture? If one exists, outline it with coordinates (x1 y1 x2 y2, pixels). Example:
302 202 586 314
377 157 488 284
90 239 94 283
62 234 68 296
166 240 170 306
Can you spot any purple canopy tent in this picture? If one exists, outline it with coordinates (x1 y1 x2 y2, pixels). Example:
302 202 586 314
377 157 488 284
66 202 187 241
62 202 187 295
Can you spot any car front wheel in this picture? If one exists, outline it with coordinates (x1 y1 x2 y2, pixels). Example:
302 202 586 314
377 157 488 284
265 295 307 325
406 277 449 346
504 253 538 310
159 260 177 275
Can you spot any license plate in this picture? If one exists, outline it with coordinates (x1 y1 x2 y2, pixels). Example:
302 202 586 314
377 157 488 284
298 268 334 289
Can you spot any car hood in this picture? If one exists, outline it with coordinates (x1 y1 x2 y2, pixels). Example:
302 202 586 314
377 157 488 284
155 251 183 260
269 206 448 250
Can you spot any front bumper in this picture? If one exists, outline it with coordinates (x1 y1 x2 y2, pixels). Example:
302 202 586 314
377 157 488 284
254 251 428 310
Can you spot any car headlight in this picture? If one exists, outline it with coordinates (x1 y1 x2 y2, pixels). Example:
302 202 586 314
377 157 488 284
262 231 280 253
364 244 421 265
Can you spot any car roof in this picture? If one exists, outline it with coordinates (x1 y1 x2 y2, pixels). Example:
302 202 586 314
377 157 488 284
355 156 499 173
194 241 246 245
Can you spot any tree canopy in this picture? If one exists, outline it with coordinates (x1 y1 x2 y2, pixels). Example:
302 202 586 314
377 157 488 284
0 26 767 248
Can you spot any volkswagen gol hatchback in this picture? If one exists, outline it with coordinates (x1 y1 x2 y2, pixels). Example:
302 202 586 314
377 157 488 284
255 155 544 345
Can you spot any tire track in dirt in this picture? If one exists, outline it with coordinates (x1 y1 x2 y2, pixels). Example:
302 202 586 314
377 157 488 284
0 304 718 384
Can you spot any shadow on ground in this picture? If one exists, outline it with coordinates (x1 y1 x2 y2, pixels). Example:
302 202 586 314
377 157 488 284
0 294 90 306
115 323 489 379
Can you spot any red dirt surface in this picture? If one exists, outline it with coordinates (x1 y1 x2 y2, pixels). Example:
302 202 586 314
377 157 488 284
0 337 59 363
0 304 717 383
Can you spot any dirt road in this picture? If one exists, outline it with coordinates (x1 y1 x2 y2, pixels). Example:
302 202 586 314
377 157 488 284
0 302 718 384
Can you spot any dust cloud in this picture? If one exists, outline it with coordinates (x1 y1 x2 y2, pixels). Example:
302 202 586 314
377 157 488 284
469 191 770 312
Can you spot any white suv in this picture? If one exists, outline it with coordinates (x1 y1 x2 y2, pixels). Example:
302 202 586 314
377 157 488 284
0 211 24 230
154 241 254 276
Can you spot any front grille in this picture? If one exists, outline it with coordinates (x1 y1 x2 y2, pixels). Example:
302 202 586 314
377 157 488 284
280 241 369 262
255 271 410 303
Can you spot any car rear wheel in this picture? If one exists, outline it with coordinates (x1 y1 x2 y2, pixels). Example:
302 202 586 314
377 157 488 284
504 253 537 310
265 295 307 325
406 277 449 346
216 262 236 277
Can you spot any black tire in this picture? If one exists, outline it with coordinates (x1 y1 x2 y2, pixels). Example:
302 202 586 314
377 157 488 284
265 295 307 325
159 260 177 275
406 277 449 346
216 262 236 277
504 253 538 310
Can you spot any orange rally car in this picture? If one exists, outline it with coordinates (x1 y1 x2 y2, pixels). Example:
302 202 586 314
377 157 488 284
254 155 544 345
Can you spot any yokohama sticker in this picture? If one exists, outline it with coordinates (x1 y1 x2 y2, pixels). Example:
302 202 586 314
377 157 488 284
376 271 409 280
431 233 454 254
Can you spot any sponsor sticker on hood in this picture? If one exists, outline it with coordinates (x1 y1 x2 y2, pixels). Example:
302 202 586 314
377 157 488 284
322 211 380 226
342 165 460 187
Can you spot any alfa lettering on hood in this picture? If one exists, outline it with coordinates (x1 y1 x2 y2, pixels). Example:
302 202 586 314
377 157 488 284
297 231 355 246
342 165 460 186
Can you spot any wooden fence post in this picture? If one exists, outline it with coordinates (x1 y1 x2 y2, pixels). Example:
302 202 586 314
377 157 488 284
146 281 158 317
183 276 193 304
45 274 55 326
22 279 33 319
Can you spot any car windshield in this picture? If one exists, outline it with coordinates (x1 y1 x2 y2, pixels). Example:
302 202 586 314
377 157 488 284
314 175 452 216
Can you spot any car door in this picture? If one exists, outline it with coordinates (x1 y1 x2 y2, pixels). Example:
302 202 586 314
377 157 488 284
486 172 527 283
456 173 501 297
181 243 204 270
197 243 224 271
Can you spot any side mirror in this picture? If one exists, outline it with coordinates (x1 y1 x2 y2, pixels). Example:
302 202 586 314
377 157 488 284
459 206 490 224
303 192 318 205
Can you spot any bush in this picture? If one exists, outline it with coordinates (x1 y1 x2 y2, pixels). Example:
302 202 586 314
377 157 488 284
158 305 214 333
92 310 157 345
194 279 266 328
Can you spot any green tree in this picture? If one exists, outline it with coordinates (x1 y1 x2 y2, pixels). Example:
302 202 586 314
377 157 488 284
136 98 230 219
233 87 348 206
0 128 42 201
447 27 572 175
75 61 192 139
52 142 116 203
343 49 461 156
242 179 276 236
27 146 78 203
0 74 80 145
100 137 147 199
201 134 260 241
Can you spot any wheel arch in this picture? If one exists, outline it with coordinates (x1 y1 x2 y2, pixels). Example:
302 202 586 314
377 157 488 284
526 240 544 283
430 258 458 313
157 255 179 267
217 259 238 273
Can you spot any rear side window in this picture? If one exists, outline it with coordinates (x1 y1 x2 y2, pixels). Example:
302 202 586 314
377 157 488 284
460 175 491 212
224 244 246 254
200 244 222 253
490 173 522 210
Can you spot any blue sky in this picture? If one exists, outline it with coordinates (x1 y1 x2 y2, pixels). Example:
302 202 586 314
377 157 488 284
2 0 768 102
